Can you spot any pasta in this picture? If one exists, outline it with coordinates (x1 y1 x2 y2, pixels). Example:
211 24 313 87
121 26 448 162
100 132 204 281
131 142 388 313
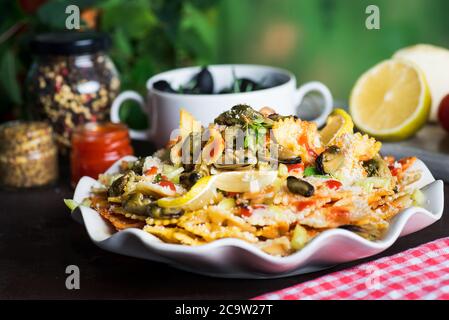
86 105 424 256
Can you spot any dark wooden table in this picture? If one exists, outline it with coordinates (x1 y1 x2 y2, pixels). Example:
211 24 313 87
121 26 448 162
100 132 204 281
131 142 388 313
1 141 448 299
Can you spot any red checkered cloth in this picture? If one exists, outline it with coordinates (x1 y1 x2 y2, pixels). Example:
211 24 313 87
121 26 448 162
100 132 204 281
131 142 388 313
254 237 449 300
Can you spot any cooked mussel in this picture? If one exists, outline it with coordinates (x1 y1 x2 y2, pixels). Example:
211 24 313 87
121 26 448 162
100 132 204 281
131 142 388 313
123 192 153 215
287 176 315 197
179 171 203 189
130 158 145 175
148 204 184 219
213 149 256 171
279 156 302 165
108 171 134 197
214 104 273 127
316 146 344 176
362 155 392 178
122 193 183 218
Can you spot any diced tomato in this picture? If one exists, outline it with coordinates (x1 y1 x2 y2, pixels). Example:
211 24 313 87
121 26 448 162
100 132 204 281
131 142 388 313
297 135 308 146
253 204 267 209
159 180 176 191
329 207 350 224
240 206 252 217
398 157 416 172
144 166 158 176
308 149 317 160
325 180 342 190
295 201 315 211
287 163 305 173
389 165 400 177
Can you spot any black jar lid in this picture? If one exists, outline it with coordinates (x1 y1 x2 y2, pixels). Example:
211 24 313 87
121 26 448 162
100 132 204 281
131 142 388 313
30 31 111 55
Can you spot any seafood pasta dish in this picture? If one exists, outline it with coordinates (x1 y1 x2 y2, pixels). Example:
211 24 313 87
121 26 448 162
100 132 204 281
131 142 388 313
85 105 423 256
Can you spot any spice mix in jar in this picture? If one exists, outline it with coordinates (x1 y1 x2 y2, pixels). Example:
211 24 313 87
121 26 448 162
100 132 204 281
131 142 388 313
0 121 58 189
27 32 120 154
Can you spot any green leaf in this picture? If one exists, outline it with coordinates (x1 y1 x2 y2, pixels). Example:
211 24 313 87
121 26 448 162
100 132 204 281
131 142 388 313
0 50 22 105
112 28 133 60
304 166 322 177
101 0 157 39
64 199 79 212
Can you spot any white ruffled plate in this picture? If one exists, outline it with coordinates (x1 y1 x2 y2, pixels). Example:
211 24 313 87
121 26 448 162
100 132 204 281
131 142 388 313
72 156 444 279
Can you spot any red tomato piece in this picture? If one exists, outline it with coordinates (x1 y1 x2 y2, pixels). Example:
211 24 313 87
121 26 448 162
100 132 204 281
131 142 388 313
144 166 158 176
325 180 342 190
287 163 305 172
159 180 176 191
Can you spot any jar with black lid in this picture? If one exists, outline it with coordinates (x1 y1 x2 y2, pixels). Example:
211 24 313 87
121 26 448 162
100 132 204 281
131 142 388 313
27 32 120 154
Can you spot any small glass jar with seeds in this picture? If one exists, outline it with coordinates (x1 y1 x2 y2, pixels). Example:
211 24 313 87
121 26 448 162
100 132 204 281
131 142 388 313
0 121 58 189
27 32 120 154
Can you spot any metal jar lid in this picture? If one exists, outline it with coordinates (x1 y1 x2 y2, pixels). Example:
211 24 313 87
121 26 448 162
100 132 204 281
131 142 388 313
30 31 111 56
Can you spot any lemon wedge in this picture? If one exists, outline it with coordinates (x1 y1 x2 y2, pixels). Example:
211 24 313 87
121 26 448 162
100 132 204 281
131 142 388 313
157 170 277 210
214 170 277 193
157 176 219 211
350 59 431 141
320 108 354 145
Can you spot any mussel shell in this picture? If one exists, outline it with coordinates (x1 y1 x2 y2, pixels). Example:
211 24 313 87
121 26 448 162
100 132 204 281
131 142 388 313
194 67 214 94
279 156 302 165
153 80 176 93
213 163 255 171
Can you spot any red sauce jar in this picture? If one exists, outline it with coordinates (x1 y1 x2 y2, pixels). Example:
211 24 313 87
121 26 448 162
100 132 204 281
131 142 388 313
71 122 133 186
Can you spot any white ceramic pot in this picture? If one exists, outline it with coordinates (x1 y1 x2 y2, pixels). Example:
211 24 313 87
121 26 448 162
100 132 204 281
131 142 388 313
111 64 333 147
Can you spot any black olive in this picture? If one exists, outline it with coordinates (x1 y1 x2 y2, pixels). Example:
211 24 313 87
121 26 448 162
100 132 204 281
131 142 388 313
286 176 315 197
279 156 302 165
193 67 214 94
153 80 176 93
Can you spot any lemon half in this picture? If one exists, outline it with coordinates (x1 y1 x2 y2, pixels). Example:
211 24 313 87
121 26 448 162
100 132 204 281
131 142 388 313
349 59 431 141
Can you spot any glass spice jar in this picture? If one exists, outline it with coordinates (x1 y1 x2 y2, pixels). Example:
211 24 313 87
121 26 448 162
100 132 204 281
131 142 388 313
71 122 134 187
0 121 58 189
27 32 120 154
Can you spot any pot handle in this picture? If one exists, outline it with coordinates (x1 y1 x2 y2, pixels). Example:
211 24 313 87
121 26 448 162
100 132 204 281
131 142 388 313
294 81 333 128
110 91 157 141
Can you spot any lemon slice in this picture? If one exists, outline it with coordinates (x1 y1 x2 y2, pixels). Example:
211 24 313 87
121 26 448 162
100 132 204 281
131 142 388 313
214 170 277 193
157 176 219 211
319 108 354 145
157 171 277 210
350 59 431 141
